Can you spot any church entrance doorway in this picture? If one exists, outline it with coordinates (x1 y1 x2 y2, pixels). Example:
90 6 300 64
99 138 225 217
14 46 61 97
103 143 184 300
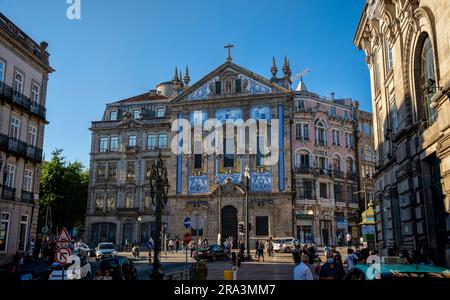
221 205 238 248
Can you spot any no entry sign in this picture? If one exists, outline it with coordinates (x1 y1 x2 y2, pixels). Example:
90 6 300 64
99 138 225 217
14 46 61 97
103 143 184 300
183 233 192 244
55 247 72 265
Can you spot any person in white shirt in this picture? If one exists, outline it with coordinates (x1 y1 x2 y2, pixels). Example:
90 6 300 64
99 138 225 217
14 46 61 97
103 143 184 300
346 233 352 249
294 254 314 280
344 248 357 271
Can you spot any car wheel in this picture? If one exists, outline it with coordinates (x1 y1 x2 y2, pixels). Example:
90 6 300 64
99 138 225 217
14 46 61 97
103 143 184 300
285 247 291 253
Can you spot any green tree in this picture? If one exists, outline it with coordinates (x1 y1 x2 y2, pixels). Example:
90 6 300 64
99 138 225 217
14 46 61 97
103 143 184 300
38 149 89 236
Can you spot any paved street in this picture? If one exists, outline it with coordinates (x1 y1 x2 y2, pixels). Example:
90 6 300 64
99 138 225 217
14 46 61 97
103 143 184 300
92 250 303 280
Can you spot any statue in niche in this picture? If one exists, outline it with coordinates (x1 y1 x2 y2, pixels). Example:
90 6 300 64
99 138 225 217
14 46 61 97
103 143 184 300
225 78 232 94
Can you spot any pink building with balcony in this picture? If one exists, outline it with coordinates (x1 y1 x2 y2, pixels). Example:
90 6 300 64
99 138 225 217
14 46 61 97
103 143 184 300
292 84 361 247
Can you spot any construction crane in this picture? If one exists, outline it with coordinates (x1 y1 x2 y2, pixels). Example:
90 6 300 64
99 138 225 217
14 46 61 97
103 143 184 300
291 68 310 91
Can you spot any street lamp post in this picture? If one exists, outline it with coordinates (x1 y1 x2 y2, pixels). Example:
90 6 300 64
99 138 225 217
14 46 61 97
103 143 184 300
149 150 169 280
243 166 251 260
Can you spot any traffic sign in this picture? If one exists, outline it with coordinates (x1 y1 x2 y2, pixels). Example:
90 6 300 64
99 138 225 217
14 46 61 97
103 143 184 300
55 247 72 265
183 217 191 229
57 227 71 243
183 233 192 244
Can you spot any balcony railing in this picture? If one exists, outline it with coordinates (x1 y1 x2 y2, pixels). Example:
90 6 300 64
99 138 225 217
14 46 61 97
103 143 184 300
0 81 46 120
2 187 16 201
346 172 358 181
293 166 314 174
316 140 326 147
333 170 345 179
21 191 34 204
0 133 43 163
315 168 331 176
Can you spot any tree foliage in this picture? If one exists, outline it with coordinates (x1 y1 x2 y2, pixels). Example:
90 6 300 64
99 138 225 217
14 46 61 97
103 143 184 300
38 149 89 234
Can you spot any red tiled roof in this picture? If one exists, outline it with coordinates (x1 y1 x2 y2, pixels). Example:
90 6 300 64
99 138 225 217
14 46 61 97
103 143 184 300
112 92 168 104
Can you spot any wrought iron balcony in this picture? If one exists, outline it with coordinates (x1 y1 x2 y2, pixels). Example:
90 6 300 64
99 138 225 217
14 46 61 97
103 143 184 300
346 172 358 181
332 170 345 179
21 191 35 204
293 166 314 174
0 133 43 163
315 168 331 176
0 81 47 120
2 187 16 201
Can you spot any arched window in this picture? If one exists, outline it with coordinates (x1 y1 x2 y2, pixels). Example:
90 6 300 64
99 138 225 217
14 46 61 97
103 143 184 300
333 155 341 171
417 35 437 125
315 120 327 146
31 84 40 103
13 72 23 93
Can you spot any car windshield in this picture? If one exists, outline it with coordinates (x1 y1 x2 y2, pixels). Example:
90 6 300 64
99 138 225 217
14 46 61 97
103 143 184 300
99 244 114 249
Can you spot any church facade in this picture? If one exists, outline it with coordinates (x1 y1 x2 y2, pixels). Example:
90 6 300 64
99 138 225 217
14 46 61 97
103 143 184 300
85 52 373 248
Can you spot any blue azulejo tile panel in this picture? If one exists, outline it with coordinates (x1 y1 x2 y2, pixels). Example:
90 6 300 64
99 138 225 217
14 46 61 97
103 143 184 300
216 173 242 185
240 75 272 95
188 175 208 193
251 172 272 192
249 106 272 120
188 82 210 101
215 108 243 123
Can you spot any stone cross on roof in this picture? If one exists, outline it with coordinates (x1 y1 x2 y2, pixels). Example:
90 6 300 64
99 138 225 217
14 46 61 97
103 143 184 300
224 43 234 62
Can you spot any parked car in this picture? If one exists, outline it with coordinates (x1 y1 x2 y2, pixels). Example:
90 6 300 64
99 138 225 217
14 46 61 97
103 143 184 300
74 242 94 257
345 256 450 280
193 244 229 261
98 256 137 280
48 254 91 280
273 238 296 253
95 243 117 261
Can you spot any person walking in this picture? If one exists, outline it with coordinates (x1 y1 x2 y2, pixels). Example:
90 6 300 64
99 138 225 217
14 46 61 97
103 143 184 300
345 232 352 250
344 248 358 272
319 251 345 280
257 241 265 262
294 254 314 280
254 240 259 257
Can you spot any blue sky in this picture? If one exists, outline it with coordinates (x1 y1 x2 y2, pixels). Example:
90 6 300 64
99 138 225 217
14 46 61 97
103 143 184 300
1 0 370 167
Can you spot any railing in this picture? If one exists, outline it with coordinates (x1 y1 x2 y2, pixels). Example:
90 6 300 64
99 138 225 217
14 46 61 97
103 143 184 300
293 166 313 174
0 133 43 163
2 187 16 201
164 270 193 280
315 140 326 147
315 168 331 176
333 170 345 179
0 81 46 120
346 172 358 181
21 191 34 204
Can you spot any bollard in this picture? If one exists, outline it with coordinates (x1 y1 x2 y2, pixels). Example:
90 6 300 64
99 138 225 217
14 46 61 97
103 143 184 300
223 264 234 280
